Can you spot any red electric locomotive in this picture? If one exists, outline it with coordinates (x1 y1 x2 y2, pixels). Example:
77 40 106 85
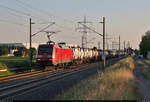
36 41 73 69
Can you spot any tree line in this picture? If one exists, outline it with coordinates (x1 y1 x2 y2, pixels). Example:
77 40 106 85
139 31 150 58
0 46 36 57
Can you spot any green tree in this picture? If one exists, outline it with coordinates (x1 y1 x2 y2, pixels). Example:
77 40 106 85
92 46 97 50
134 49 139 55
31 47 37 57
0 45 9 56
139 31 150 58
14 47 29 57
0 46 2 56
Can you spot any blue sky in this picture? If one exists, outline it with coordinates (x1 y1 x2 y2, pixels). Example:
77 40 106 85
0 0 150 49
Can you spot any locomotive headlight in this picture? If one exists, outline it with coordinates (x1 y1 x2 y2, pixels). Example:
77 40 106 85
52 55 55 59
37 58 41 61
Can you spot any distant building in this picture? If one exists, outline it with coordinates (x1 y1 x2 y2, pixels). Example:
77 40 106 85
8 49 18 56
0 43 25 47
0 42 44 56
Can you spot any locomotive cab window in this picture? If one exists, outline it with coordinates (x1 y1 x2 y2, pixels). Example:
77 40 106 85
38 45 53 54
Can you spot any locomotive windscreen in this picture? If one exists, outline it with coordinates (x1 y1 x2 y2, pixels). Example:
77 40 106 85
38 45 53 54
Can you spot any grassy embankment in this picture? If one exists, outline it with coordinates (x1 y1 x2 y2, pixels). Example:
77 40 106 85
137 60 150 79
0 56 36 77
145 59 150 65
56 57 140 100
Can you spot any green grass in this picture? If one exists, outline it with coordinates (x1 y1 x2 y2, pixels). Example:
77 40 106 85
145 59 150 65
0 71 15 78
0 69 34 78
0 56 36 69
55 57 140 100
137 59 150 80
0 56 29 61
137 60 144 66
139 65 150 80
141 67 150 79
0 56 38 78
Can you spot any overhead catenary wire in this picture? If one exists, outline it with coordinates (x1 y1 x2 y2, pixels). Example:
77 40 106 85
0 4 30 16
15 0 75 24
0 0 102 48
0 2 56 36
15 0 54 18
14 0 85 36
55 24 77 33
14 0 50 23
55 24 84 38
0 3 50 23
78 22 103 36
0 18 28 27
3 9 26 20
32 22 55 37
56 22 100 44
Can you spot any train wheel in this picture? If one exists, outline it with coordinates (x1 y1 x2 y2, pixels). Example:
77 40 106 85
44 66 48 71
64 63 67 69
54 65 58 70
41 66 46 72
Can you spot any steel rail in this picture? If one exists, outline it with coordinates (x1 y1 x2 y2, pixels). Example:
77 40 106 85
0 63 91 100
0 69 63 83
0 57 126 100
0 63 89 83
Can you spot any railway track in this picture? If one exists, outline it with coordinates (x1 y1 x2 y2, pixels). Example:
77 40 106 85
0 63 92 100
0 69 62 83
0 56 126 100
0 63 88 84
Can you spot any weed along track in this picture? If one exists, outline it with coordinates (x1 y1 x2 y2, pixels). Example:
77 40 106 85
55 57 139 100
0 63 86 84
0 63 93 100
0 57 124 100
0 69 62 83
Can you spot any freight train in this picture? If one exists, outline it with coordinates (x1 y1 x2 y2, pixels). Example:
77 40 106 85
36 41 124 70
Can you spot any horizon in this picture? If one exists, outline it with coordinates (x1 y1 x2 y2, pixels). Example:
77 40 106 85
0 0 150 49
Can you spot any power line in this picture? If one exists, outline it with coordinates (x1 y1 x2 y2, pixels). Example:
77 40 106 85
76 16 95 48
55 24 78 33
15 0 75 23
42 30 61 41
32 22 55 37
0 3 50 23
0 18 28 27
15 0 54 18
78 21 102 36
14 0 49 22
0 4 30 16
3 9 26 19
55 24 86 42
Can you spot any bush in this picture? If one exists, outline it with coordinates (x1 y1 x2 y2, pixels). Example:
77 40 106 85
14 47 29 57
0 62 8 70
0 45 9 56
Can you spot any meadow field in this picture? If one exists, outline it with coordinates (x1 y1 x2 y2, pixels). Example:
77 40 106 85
56 57 140 100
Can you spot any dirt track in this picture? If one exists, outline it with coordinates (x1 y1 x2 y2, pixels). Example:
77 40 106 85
134 57 150 99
